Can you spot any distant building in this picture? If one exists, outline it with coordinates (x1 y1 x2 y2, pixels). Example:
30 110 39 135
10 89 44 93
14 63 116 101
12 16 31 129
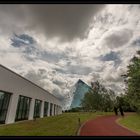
0 65 62 124
70 79 92 109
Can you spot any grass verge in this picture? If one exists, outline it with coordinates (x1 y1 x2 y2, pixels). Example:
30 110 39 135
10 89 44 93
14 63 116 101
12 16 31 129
118 113 140 134
0 112 112 136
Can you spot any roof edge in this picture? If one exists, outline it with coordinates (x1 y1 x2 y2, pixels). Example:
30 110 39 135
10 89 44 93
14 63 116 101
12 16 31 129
0 64 59 100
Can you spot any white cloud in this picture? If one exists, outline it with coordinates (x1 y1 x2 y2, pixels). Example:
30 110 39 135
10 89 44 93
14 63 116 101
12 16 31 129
0 4 140 109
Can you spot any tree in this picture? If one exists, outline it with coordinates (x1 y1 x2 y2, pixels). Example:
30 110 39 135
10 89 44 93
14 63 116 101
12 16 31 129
81 89 101 111
101 89 116 112
115 94 135 112
123 50 140 112
81 81 116 112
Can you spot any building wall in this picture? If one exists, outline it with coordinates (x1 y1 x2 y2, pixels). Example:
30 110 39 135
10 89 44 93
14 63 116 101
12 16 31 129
0 65 62 124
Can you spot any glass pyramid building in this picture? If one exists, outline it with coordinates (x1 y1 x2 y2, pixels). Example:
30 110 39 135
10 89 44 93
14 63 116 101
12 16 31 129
70 79 92 109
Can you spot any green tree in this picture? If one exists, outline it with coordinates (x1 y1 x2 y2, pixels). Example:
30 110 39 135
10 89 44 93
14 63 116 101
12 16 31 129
115 94 135 112
81 81 116 112
81 89 101 111
123 50 140 112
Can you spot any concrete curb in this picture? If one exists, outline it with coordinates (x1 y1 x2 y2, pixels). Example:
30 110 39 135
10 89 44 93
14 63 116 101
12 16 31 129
116 116 140 135
77 119 90 136
77 114 138 136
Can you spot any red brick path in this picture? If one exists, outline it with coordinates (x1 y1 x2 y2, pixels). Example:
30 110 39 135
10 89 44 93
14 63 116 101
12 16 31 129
79 115 139 136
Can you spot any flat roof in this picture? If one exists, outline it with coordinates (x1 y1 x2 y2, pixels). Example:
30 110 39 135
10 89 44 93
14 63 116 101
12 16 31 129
0 64 59 100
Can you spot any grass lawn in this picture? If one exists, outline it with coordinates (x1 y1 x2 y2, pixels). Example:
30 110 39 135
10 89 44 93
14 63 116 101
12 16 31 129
0 112 112 136
118 113 140 134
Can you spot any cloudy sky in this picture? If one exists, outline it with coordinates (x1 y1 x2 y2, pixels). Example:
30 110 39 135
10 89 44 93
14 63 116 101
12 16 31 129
0 4 140 109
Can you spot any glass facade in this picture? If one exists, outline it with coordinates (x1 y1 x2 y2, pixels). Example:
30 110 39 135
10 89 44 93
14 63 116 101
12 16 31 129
0 91 11 124
34 99 42 118
70 79 93 108
15 95 31 121
44 101 49 117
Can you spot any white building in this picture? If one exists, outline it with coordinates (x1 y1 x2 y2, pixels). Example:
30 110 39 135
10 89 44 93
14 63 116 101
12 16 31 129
0 64 62 124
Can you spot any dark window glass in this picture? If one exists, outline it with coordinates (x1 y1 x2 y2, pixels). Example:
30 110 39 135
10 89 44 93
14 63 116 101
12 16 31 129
56 105 58 115
15 95 31 121
0 91 11 124
34 99 42 118
44 102 49 117
54 104 55 116
50 103 53 116
26 99 30 119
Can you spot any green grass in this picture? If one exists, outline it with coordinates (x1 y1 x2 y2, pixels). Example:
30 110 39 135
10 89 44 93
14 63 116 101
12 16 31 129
0 112 112 136
118 113 140 134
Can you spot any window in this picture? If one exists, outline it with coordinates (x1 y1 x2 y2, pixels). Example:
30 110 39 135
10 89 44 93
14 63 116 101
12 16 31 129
56 105 58 115
54 104 56 116
0 91 11 124
15 95 31 121
44 102 49 117
34 99 42 118
50 103 53 116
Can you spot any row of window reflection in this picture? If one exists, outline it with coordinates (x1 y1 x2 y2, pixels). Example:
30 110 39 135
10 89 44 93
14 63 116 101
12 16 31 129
0 90 61 124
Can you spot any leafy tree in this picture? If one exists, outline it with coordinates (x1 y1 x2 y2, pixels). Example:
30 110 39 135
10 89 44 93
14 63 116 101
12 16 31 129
68 107 83 112
81 89 101 111
101 92 114 112
122 50 140 112
81 81 116 112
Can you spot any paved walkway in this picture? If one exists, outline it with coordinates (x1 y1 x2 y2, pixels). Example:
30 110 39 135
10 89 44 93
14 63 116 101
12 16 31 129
79 115 139 136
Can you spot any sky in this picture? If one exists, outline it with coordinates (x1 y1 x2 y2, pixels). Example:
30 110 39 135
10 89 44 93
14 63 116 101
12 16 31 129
0 4 140 109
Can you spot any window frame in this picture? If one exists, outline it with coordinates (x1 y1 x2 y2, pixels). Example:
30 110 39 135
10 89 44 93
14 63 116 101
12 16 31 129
0 90 11 124
34 99 42 118
15 95 31 121
44 101 49 117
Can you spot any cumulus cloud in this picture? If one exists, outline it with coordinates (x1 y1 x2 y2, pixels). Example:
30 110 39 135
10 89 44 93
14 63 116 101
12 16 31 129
0 4 105 41
55 64 93 75
1 4 140 109
26 4 105 41
11 34 36 47
131 37 140 46
99 51 120 61
102 28 133 48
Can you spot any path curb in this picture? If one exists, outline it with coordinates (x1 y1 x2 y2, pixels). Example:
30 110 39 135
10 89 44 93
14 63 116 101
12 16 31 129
78 114 139 136
77 119 89 136
116 117 140 135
